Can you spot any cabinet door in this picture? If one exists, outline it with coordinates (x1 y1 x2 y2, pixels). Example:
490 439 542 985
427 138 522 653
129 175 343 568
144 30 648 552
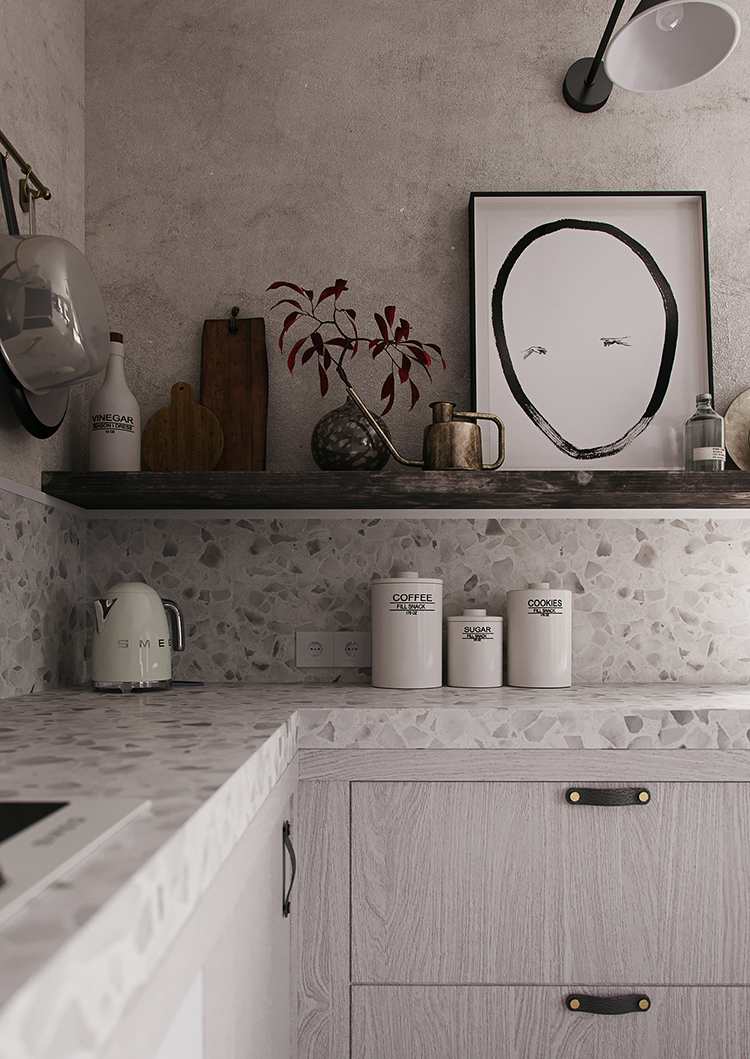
203 789 295 1059
351 781 750 985
352 985 750 1059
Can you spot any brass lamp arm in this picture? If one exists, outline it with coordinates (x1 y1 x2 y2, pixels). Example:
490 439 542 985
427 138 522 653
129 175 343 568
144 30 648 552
0 128 51 207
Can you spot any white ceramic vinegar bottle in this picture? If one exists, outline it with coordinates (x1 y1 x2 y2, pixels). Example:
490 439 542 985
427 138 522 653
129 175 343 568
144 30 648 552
88 332 141 471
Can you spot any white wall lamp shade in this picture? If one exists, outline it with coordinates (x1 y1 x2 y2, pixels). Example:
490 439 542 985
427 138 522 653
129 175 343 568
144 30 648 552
604 0 741 91
563 0 740 110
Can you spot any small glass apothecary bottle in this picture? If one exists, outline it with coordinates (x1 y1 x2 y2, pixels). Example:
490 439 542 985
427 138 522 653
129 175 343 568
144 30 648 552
684 393 725 471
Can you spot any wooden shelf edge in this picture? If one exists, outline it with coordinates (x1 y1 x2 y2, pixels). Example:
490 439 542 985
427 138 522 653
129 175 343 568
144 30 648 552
41 470 750 512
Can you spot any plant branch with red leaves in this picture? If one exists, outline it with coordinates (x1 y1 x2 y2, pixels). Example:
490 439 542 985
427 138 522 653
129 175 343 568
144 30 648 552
267 278 445 414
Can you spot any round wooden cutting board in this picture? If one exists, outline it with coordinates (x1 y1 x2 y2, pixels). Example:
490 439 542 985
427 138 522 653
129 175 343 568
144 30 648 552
141 381 224 471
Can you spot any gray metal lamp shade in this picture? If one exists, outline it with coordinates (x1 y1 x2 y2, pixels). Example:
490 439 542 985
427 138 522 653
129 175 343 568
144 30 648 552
604 0 741 91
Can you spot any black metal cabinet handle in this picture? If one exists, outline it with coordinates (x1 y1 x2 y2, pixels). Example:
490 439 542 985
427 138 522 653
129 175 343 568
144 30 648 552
282 820 296 918
567 993 651 1014
566 787 650 806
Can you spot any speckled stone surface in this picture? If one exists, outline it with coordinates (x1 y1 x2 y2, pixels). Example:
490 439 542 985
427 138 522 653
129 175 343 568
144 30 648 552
5 481 750 701
86 513 750 687
297 682 750 751
0 488 87 697
2 682 750 1059
0 685 298 1059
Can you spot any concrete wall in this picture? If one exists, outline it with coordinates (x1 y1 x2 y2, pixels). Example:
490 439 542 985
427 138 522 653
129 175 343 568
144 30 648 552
0 0 86 488
83 0 750 473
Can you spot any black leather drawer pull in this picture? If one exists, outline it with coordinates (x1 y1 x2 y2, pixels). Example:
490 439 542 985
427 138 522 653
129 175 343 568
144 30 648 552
566 993 651 1015
566 787 650 806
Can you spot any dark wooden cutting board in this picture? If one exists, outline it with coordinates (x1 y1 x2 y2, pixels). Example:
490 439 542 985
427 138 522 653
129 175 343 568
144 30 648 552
200 316 268 471
141 381 224 471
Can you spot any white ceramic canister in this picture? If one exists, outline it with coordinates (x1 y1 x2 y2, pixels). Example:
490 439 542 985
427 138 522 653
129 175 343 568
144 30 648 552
506 582 572 688
371 571 443 688
447 609 503 688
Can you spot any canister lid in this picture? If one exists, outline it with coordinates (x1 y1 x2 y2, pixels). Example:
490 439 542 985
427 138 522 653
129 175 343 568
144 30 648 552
371 570 443 585
464 609 486 616
447 609 502 623
529 582 549 589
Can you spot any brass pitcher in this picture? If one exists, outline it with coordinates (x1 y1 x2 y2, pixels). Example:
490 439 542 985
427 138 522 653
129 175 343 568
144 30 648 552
345 386 505 470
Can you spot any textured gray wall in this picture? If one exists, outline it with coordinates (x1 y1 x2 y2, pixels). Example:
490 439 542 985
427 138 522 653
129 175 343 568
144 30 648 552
0 0 86 488
83 0 750 473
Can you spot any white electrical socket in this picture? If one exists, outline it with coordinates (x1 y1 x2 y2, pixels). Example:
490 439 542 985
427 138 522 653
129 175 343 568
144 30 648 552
333 631 372 668
295 631 334 667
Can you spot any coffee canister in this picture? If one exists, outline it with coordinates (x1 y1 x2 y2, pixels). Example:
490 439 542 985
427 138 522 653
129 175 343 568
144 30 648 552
447 609 503 688
371 571 443 688
506 582 572 688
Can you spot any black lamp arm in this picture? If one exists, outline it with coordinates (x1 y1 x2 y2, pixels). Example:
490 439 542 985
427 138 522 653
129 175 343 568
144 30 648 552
585 0 628 86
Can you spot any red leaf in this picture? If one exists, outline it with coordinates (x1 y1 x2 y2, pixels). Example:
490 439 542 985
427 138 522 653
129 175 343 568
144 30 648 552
311 331 325 354
426 343 446 369
327 337 351 348
400 318 410 340
316 285 337 307
384 305 396 328
318 362 329 397
398 354 411 384
287 335 309 372
278 311 301 350
408 345 431 367
343 308 356 321
323 349 332 370
380 372 395 414
409 379 420 409
370 339 387 358
269 297 304 312
374 312 389 341
301 345 316 365
267 281 307 297
394 325 406 345
334 279 348 299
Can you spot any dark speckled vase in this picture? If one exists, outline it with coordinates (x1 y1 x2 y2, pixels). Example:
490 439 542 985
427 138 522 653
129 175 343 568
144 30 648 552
311 396 391 470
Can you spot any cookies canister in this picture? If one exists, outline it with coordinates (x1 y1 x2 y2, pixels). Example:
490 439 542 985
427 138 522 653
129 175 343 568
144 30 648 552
447 609 503 688
371 571 443 688
506 582 572 688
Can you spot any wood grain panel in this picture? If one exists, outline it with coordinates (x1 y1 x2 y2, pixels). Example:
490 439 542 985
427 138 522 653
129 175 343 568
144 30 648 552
40 468 750 510
351 782 564 984
352 985 750 1059
561 782 750 984
296 780 350 1059
351 781 750 986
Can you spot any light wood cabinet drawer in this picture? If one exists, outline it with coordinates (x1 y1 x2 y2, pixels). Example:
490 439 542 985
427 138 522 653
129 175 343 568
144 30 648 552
351 780 750 985
352 985 750 1059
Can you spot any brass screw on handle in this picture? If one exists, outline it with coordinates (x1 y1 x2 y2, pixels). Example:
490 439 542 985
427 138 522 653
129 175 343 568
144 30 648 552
569 998 581 1010
639 998 650 1010
569 790 581 802
638 790 650 803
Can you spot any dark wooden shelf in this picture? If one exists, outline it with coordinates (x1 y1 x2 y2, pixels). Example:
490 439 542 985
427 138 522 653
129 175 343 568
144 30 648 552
41 470 750 511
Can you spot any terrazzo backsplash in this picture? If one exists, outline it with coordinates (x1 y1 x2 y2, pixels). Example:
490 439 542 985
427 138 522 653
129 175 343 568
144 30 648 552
3 481 750 698
0 488 87 696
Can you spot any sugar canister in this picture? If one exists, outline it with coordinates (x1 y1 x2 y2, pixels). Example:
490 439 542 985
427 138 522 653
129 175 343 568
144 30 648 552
447 609 503 688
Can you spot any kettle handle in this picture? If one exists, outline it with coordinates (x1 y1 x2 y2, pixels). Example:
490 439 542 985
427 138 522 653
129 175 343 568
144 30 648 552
162 599 185 652
453 411 505 469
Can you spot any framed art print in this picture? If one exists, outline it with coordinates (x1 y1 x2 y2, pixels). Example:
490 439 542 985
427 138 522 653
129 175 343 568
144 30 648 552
470 192 713 469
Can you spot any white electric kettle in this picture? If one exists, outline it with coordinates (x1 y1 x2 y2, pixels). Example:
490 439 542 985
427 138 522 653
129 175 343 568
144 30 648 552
92 581 185 692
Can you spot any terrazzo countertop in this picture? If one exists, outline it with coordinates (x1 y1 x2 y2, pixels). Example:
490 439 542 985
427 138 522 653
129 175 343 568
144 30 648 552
2 680 750 1059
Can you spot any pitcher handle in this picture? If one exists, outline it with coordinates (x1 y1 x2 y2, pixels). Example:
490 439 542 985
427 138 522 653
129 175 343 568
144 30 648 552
452 411 505 469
